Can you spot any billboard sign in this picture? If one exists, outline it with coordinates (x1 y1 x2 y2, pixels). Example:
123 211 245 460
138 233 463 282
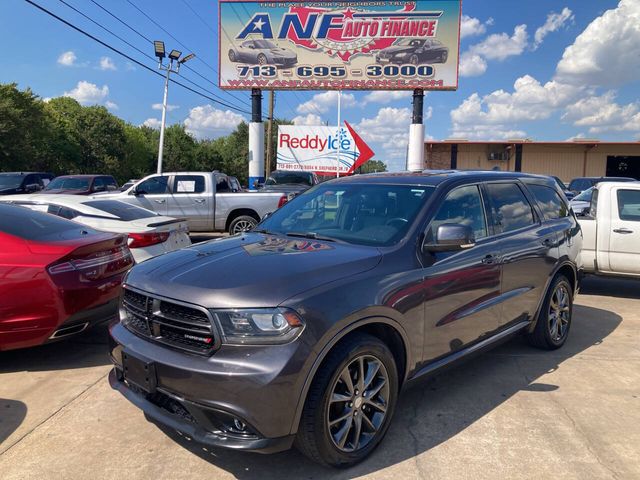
277 123 374 175
219 0 461 90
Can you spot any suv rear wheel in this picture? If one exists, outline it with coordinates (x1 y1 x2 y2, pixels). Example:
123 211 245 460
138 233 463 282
527 275 573 350
295 333 398 468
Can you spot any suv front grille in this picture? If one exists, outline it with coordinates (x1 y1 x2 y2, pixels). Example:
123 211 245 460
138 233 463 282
122 289 216 355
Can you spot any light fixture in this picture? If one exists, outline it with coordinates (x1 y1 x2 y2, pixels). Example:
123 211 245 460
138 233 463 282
179 53 196 64
153 40 166 59
168 49 182 61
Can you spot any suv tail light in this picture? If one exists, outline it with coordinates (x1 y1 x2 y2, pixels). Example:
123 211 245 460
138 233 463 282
128 232 170 248
48 243 133 281
277 195 288 208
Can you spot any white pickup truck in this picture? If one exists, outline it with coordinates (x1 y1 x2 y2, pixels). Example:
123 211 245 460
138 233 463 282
99 172 288 234
576 181 640 278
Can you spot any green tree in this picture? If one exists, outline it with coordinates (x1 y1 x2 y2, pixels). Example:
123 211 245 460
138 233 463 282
162 124 198 172
359 160 388 174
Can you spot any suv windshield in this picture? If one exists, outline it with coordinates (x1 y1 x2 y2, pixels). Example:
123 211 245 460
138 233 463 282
265 171 313 186
45 177 90 191
0 175 23 189
258 184 434 246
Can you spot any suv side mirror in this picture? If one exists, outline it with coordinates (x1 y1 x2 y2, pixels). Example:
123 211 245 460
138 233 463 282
424 224 476 253
25 183 41 193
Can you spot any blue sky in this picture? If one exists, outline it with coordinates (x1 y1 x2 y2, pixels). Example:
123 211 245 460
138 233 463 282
2 0 639 172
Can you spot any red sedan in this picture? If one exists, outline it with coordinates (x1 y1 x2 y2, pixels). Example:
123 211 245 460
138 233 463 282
0 204 134 351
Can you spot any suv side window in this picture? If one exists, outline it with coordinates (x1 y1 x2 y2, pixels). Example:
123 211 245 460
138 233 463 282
485 183 535 234
173 175 205 194
617 189 640 221
426 185 488 242
136 176 169 195
93 177 106 191
527 184 569 220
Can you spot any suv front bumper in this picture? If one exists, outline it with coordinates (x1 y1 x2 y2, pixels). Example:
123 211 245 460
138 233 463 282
108 321 310 453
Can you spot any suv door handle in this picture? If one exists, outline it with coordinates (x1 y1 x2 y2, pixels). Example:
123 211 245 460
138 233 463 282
613 228 633 234
482 254 499 265
194 199 206 204
154 199 166 204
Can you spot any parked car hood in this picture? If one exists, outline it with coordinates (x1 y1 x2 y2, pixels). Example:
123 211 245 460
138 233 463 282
42 189 88 195
125 232 381 308
382 46 415 55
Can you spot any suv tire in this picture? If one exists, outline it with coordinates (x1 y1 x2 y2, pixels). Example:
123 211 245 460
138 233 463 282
527 274 573 350
295 333 398 468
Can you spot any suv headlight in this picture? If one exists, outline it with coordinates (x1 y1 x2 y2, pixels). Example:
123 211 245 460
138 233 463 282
212 308 304 345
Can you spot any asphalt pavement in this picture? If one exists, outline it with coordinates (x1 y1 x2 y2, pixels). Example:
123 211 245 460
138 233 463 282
1 275 639 479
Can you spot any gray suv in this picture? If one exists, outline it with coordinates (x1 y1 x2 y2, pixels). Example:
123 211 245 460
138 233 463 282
109 171 581 467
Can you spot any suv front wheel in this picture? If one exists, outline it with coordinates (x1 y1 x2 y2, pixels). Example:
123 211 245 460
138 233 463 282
296 333 398 468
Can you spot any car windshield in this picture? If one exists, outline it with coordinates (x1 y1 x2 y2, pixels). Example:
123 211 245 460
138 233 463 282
265 172 313 186
553 177 567 190
254 40 277 49
257 184 434 246
396 39 423 47
568 178 593 192
0 175 23 189
573 187 593 202
45 177 90 191
83 200 158 221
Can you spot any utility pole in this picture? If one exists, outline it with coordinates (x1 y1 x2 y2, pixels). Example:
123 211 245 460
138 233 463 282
265 90 275 179
153 41 195 175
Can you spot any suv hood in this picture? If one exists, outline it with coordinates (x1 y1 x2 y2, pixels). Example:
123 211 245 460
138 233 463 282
125 233 381 308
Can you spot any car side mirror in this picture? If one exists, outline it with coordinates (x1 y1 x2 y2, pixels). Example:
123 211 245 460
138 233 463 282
130 187 141 196
424 224 476 253
25 183 40 193
93 185 106 192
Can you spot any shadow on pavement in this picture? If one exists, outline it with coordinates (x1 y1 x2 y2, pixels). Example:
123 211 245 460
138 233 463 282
580 275 640 300
153 304 622 479
0 324 111 374
0 399 27 446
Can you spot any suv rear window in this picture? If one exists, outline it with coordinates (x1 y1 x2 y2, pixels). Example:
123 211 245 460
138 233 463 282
485 183 535 234
0 204 95 241
527 184 569 220
84 200 158 221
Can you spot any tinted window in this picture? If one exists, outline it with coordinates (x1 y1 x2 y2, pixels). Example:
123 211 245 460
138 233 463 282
0 204 94 241
569 179 593 192
216 176 230 193
0 175 24 189
136 176 169 194
617 190 640 221
485 183 535 234
527 184 569 220
427 185 487 242
174 175 205 194
45 177 90 191
84 200 158 220
93 177 106 191
259 184 434 246
47 204 80 220
265 171 313 186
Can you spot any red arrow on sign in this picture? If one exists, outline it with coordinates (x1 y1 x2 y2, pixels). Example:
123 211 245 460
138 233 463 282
345 121 375 174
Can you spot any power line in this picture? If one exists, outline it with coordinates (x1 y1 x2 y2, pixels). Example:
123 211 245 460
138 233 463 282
57 0 246 111
23 0 250 114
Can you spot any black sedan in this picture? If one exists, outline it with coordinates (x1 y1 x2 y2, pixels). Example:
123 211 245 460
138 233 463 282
376 38 449 65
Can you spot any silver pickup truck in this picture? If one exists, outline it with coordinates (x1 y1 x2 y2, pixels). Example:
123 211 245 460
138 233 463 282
99 172 288 234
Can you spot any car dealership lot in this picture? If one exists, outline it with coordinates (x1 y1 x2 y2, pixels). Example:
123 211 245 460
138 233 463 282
1 275 639 479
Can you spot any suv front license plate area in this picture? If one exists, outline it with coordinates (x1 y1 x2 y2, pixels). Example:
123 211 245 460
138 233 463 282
122 350 156 394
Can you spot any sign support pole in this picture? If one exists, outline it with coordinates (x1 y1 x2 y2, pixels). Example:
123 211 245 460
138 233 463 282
336 90 342 178
407 88 425 172
265 90 275 180
249 88 264 191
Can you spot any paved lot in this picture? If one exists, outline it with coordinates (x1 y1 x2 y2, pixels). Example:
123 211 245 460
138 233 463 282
1 276 639 480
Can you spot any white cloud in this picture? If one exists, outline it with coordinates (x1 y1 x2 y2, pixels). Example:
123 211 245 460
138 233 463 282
556 0 640 87
296 91 356 114
534 8 574 49
460 15 490 39
99 56 117 71
125 62 136 71
362 91 414 105
459 52 488 77
143 118 162 129
562 91 640 134
105 101 119 110
57 51 77 66
63 81 109 105
152 103 180 112
292 113 324 126
184 104 245 139
468 24 529 61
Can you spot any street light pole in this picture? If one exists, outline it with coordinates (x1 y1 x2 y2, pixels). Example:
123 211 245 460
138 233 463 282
153 41 195 175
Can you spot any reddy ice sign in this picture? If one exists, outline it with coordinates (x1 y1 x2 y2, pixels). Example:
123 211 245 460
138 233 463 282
277 124 374 174
219 0 461 90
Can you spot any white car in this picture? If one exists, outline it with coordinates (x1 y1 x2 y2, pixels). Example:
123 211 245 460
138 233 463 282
0 194 191 263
